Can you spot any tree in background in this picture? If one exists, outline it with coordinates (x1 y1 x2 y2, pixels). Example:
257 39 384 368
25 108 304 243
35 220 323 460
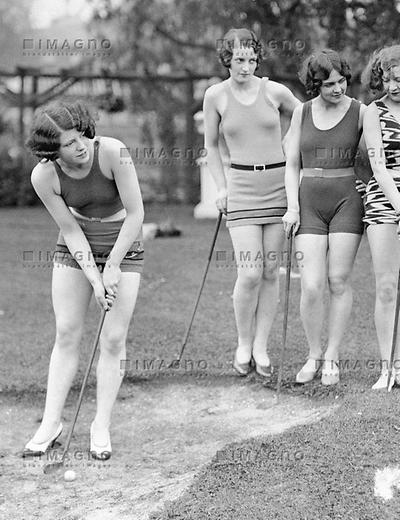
2 0 400 205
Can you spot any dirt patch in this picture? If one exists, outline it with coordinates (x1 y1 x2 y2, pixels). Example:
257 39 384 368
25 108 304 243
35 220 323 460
0 379 335 520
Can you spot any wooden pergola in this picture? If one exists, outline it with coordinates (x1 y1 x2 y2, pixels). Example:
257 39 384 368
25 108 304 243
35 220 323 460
0 67 299 202
0 67 226 202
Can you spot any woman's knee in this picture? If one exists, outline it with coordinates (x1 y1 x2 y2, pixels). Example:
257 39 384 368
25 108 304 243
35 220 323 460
236 268 263 289
55 320 83 349
262 262 279 282
376 275 398 305
100 327 127 355
328 274 350 297
301 280 324 303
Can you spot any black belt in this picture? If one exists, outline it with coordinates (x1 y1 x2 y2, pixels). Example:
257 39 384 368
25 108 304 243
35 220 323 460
230 161 286 171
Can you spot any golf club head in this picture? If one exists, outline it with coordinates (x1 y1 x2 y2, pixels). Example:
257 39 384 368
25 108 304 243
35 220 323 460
43 460 64 474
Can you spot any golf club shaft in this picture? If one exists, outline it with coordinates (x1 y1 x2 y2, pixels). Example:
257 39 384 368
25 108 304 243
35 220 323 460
276 228 294 398
387 269 400 389
178 212 222 361
59 309 107 462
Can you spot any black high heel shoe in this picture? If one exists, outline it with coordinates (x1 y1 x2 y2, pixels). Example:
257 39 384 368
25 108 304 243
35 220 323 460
22 423 63 457
233 351 253 376
253 357 274 379
90 422 112 461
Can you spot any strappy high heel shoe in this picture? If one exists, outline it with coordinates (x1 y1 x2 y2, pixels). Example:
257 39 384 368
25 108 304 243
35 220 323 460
90 422 112 461
296 358 322 384
22 423 63 457
321 360 340 386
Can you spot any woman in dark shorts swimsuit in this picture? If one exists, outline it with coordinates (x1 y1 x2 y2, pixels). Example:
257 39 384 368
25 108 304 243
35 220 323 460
23 101 144 459
283 50 365 386
362 45 400 389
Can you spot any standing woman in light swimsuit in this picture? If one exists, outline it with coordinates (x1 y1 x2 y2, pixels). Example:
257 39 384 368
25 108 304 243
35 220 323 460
362 45 400 389
23 101 144 459
283 50 365 385
204 28 300 377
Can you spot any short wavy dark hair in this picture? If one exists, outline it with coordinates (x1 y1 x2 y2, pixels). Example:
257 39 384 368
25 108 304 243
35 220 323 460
26 100 96 161
299 49 352 97
217 28 263 70
361 45 400 92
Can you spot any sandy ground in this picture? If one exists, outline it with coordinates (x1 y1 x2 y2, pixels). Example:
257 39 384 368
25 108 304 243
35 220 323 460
0 379 335 520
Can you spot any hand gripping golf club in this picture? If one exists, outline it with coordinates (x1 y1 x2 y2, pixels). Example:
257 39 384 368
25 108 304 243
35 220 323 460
177 212 222 362
387 269 400 392
276 226 294 400
43 308 107 473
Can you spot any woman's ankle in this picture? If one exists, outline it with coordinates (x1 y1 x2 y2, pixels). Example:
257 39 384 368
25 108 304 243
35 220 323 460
31 419 61 442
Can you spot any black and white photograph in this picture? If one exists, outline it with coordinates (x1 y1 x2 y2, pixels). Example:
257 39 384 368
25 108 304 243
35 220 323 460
1 0 400 518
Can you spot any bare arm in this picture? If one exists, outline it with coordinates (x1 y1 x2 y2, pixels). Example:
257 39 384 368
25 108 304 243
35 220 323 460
359 103 367 131
31 165 109 308
363 102 400 213
267 80 302 147
203 85 227 213
277 83 302 118
31 165 103 285
103 138 144 266
282 104 303 233
354 103 372 191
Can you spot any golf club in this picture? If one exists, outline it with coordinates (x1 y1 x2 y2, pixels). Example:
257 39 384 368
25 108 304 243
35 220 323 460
177 211 222 362
43 308 107 474
387 269 400 392
276 226 294 400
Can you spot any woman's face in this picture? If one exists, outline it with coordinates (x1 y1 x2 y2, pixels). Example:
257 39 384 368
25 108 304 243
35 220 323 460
229 45 258 83
319 69 347 104
382 65 400 103
58 128 91 166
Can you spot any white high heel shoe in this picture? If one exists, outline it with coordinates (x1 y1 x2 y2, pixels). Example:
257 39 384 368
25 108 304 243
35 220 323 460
90 422 112 461
372 369 400 391
321 360 340 386
23 423 63 457
372 371 391 390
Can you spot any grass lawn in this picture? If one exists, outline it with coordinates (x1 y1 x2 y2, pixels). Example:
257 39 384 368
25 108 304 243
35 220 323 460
154 390 400 520
2 205 400 518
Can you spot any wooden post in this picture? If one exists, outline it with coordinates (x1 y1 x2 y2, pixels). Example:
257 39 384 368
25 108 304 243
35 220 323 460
184 78 198 204
18 68 25 146
31 75 38 112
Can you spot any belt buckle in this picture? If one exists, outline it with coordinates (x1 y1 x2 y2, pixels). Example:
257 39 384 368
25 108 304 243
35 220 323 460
254 164 265 171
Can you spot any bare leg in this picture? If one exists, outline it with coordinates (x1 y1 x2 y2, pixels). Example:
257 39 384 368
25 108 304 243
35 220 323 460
229 226 263 363
29 265 92 443
296 234 328 361
92 272 140 444
367 224 400 385
252 223 285 365
325 233 362 363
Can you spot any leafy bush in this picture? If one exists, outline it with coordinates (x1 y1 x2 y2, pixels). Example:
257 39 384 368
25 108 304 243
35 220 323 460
0 133 38 206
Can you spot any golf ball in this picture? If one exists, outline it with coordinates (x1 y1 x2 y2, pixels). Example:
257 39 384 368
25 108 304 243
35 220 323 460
64 470 76 482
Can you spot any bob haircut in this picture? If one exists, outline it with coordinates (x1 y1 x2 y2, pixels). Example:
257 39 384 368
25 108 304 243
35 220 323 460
26 100 96 161
299 49 351 97
218 28 263 70
361 45 400 92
